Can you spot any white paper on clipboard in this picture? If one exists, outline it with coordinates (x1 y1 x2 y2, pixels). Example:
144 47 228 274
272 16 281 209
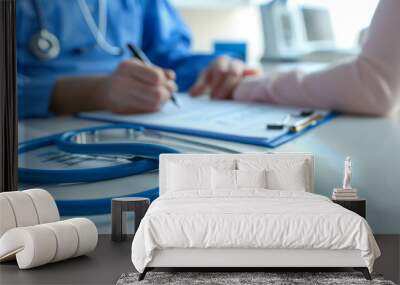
80 94 328 142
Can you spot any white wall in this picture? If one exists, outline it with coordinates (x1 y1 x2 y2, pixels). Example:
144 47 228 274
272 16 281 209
177 1 379 63
177 6 264 65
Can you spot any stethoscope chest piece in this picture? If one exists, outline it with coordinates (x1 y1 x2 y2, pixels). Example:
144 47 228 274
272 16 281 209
29 0 123 60
30 29 60 60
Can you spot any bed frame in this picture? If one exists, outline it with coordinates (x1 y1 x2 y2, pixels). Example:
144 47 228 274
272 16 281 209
139 248 371 280
138 154 372 281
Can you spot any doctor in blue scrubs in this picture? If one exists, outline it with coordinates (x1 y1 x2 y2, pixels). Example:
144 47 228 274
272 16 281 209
17 0 257 118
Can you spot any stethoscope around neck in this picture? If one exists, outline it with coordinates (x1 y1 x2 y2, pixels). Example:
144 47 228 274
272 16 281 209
30 0 123 60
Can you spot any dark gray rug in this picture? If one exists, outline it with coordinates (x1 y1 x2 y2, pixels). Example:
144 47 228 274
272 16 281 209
116 272 396 285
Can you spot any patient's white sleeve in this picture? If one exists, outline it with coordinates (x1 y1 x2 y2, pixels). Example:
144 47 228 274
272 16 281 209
234 0 400 116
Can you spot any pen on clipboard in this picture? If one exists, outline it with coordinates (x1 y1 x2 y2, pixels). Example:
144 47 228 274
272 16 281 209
288 113 323 133
127 43 180 108
266 111 323 133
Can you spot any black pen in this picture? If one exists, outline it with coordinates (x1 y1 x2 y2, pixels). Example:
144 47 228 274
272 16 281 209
127 43 180 108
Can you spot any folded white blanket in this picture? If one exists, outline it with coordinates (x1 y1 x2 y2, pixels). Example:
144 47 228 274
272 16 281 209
131 190 380 273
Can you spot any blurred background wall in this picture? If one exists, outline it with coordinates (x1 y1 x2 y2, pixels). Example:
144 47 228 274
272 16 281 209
174 0 379 65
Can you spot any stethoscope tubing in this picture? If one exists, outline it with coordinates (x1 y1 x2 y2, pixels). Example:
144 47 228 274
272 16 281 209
58 129 179 158
32 0 47 29
18 124 178 184
55 187 159 216
18 159 158 184
31 0 123 59
18 124 180 216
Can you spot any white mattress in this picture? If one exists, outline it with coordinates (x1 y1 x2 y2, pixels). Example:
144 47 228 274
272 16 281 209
131 190 380 273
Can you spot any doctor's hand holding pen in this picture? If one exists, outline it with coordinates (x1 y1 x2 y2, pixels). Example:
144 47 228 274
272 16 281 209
108 52 260 111
101 58 178 114
51 58 177 115
51 54 256 115
104 54 259 111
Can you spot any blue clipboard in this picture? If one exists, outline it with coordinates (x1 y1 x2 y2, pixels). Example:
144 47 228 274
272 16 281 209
77 112 337 149
78 94 336 148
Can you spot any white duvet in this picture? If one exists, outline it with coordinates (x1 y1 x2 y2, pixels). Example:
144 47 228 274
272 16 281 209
131 190 380 273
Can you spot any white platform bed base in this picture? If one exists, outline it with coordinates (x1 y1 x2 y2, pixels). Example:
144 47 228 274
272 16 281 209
139 248 371 281
134 154 378 282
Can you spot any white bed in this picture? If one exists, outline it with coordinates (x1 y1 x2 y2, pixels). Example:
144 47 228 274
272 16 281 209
131 153 380 280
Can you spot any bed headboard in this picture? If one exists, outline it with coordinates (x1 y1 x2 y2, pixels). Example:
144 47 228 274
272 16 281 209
159 153 314 195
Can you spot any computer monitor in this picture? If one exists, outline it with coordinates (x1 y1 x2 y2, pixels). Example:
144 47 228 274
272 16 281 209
260 1 335 61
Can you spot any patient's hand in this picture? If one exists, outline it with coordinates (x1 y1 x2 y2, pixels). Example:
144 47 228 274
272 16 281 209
189 56 259 100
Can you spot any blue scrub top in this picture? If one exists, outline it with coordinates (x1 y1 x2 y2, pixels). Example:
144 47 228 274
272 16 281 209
17 0 219 119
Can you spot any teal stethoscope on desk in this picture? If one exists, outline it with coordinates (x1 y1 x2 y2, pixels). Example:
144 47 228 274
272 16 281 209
18 124 238 216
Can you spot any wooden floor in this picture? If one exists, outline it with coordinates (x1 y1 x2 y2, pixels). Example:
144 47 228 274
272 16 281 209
0 235 398 285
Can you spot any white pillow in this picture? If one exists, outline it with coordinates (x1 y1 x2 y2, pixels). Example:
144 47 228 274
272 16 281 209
167 163 211 191
237 169 267 189
211 169 236 190
266 163 307 191
238 159 309 191
211 169 267 190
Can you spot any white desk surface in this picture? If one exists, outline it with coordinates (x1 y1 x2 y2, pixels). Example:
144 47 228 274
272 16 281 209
18 111 400 234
